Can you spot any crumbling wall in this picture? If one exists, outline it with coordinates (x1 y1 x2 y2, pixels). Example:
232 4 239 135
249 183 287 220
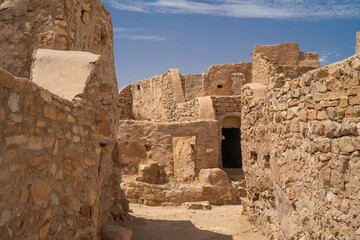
182 74 203 101
299 52 320 67
117 120 220 180
251 43 320 86
0 0 117 98
0 0 119 138
118 84 133 120
241 82 282 239
202 62 252 96
131 69 185 121
0 67 126 239
242 55 360 239
253 43 301 66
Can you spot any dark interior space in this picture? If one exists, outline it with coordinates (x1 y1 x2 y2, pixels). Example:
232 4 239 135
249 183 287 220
221 128 242 168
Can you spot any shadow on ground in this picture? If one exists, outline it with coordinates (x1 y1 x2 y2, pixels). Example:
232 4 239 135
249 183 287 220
124 216 234 240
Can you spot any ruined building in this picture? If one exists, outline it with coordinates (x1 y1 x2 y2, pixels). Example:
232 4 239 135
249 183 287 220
1 0 360 239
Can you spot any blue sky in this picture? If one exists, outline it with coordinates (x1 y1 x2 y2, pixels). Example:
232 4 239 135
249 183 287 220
100 0 360 89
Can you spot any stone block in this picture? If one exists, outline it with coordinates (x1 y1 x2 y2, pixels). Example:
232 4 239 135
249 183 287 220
0 209 11 227
199 168 229 186
101 225 133 240
328 66 342 78
28 136 43 150
0 69 15 89
30 181 52 201
29 155 45 168
8 93 19 112
339 137 355 153
5 135 28 145
349 95 360 105
43 106 57 120
39 222 50 240
182 201 211 210
352 59 360 70
0 108 5 122
31 49 100 101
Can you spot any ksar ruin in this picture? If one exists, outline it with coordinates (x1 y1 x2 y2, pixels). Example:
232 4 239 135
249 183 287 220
0 0 360 239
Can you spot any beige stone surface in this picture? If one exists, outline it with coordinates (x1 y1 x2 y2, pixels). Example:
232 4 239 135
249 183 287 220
243 83 267 101
199 168 229 186
242 53 360 239
31 49 100 101
197 96 216 120
0 46 126 240
1 2 358 238
173 136 196 181
251 42 319 86
202 62 252 96
253 42 300 66
182 74 203 101
117 120 220 179
182 201 211 210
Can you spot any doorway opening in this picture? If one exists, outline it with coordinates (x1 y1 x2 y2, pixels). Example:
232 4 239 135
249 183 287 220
221 128 242 168
221 116 242 169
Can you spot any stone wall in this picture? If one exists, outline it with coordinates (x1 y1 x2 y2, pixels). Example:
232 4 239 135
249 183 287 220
211 96 242 117
182 74 203 101
0 0 117 99
173 98 200 122
242 55 360 239
202 62 252 96
118 84 133 120
0 0 119 138
0 68 124 239
121 181 238 207
117 120 220 181
130 69 185 121
251 43 320 86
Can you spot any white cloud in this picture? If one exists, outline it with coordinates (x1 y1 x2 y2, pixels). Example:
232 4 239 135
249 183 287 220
113 27 167 41
106 0 360 19
318 49 341 65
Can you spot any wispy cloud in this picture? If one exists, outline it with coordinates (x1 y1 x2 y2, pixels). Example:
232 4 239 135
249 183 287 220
106 0 360 19
113 27 167 41
318 48 341 65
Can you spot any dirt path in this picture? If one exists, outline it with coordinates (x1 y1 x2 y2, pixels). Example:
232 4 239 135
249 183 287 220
122 203 268 240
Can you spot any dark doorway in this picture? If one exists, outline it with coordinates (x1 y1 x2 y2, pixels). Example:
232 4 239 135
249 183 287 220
221 128 242 168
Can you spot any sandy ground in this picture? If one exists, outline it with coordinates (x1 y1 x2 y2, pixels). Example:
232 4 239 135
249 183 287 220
122 203 268 240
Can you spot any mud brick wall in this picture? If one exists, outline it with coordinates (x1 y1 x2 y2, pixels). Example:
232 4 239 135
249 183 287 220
182 74 203 101
117 120 220 181
130 69 185 121
242 55 360 239
0 68 126 240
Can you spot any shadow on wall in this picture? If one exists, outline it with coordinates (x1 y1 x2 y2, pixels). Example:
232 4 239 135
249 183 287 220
126 217 233 240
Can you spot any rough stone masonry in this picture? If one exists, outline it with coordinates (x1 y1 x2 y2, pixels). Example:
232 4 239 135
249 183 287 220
1 0 360 240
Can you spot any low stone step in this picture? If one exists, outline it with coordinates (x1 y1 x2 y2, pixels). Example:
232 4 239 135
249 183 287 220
182 201 212 210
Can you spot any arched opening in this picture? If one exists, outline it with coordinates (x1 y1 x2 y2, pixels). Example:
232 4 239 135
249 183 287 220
221 116 242 168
